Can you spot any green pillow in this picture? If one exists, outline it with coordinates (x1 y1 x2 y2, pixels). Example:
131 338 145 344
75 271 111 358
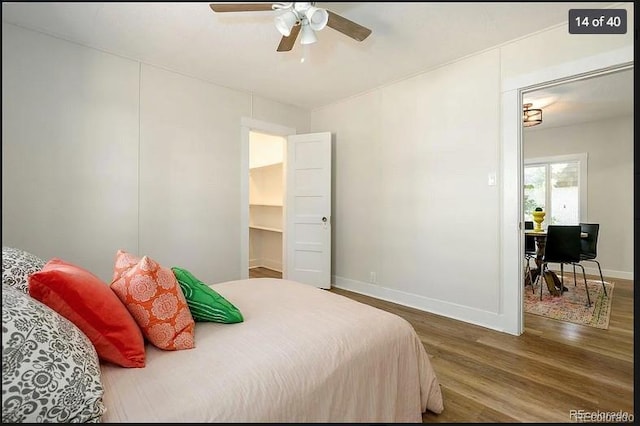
171 267 244 323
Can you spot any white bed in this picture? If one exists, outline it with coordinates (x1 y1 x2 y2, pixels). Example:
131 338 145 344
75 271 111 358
100 278 444 422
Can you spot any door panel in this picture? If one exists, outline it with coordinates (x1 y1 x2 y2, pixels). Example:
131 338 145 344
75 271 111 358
285 132 332 289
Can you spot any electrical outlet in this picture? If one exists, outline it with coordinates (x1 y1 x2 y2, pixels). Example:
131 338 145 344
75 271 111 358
369 272 377 284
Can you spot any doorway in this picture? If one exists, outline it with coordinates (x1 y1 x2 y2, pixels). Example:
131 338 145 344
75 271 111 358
520 68 634 326
499 46 633 335
248 130 285 279
240 118 333 288
240 117 296 280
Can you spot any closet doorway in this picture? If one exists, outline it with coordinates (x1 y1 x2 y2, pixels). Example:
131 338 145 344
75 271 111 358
248 131 285 279
240 117 333 288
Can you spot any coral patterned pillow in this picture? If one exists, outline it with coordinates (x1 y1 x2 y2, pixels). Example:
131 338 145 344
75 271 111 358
110 250 195 351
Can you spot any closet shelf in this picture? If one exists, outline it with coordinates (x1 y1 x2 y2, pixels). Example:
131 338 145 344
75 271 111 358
249 225 282 233
249 203 283 207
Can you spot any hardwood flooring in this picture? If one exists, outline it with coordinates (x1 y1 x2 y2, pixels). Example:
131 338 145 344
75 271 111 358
249 267 282 279
330 274 634 423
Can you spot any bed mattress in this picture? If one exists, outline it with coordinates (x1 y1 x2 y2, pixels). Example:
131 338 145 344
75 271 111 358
100 278 443 422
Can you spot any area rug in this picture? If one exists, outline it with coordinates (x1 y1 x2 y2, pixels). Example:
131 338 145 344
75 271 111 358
525 274 614 329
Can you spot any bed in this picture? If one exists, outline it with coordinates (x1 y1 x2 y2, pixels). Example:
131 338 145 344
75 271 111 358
99 278 444 422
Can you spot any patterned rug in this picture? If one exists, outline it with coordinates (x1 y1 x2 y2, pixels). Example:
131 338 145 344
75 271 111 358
524 274 614 329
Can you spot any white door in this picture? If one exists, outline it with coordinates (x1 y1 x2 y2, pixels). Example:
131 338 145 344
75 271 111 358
285 132 332 289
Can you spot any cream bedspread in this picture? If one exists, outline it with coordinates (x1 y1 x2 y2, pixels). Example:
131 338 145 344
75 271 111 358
100 278 443 422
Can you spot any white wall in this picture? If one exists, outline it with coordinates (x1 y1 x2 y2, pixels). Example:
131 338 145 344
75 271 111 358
2 23 139 281
311 3 634 332
137 64 250 284
2 23 310 283
313 50 503 325
249 163 284 207
524 116 634 278
249 132 284 169
500 6 634 81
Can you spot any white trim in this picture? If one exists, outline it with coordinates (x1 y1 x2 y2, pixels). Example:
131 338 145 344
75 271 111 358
545 265 633 281
241 117 297 136
524 152 588 223
502 46 633 92
501 50 633 336
500 89 523 336
240 118 296 279
332 276 509 333
249 259 283 273
261 258 283 273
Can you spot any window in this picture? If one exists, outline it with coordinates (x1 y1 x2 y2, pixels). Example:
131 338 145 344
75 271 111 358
524 153 587 225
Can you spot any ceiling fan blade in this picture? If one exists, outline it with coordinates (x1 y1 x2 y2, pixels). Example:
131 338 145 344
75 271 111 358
276 24 301 52
209 3 275 13
326 10 372 42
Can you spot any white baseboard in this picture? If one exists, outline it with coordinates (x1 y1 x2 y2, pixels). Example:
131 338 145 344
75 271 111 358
262 258 282 273
545 264 632 280
249 258 282 273
332 275 512 334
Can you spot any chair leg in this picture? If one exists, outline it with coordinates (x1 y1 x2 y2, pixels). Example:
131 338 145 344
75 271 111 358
572 263 577 286
560 264 564 295
576 263 591 307
532 262 540 290
540 264 543 301
594 259 607 297
540 264 546 301
581 259 608 297
524 259 531 290
525 260 535 294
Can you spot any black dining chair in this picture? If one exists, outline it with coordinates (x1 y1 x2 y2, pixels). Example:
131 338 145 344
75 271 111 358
540 225 591 306
524 221 537 293
573 223 607 297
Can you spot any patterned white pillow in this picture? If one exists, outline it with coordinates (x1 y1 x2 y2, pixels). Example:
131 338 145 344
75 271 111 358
1 284 106 423
2 247 46 294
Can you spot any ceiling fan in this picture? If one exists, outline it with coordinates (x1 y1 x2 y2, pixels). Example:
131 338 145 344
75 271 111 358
209 2 372 52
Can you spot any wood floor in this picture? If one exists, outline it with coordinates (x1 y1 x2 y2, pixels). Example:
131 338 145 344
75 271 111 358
330 274 634 423
249 267 282 279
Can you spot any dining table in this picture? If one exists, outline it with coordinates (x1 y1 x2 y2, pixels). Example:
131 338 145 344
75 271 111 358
524 228 588 292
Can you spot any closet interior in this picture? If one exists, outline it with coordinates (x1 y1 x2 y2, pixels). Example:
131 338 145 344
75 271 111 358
249 131 285 278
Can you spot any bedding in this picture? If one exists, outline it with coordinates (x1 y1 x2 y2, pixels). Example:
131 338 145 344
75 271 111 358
2 284 106 423
2 246 46 294
100 278 443 422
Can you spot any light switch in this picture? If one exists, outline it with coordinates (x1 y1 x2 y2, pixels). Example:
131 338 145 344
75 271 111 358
488 172 497 186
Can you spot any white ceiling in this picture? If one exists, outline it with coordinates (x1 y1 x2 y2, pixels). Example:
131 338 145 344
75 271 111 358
2 1 626 112
523 68 634 131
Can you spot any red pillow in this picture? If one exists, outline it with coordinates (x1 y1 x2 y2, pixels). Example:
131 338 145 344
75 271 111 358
28 258 146 368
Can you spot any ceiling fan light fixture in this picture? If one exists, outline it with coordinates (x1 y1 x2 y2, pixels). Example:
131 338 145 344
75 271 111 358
274 9 298 37
305 6 328 31
299 21 317 45
209 2 373 52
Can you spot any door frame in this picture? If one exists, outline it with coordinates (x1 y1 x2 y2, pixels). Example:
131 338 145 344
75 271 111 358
499 46 633 335
240 117 296 279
